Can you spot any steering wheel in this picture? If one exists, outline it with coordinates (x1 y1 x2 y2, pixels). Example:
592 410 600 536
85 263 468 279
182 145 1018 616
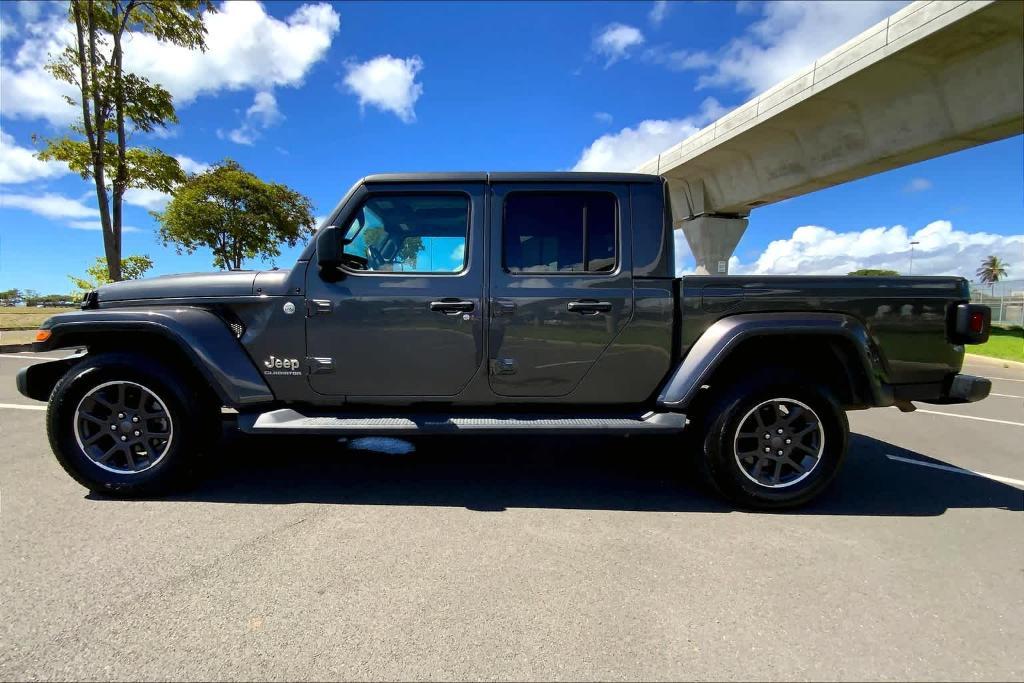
340 252 368 270
367 244 384 270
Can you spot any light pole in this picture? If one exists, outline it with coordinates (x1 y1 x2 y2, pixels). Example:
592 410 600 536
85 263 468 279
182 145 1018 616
908 240 920 275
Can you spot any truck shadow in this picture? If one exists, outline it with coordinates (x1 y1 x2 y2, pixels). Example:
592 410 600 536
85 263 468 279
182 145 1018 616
160 432 1023 516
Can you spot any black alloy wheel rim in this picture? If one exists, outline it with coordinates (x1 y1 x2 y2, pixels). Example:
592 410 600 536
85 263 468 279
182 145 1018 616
73 381 174 474
732 397 824 488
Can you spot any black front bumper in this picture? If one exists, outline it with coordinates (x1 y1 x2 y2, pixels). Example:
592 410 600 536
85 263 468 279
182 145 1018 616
15 355 83 402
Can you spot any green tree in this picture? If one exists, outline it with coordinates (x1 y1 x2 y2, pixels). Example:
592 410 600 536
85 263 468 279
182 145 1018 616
155 160 316 270
69 254 154 293
848 268 900 276
976 255 1009 294
36 0 213 282
0 288 21 306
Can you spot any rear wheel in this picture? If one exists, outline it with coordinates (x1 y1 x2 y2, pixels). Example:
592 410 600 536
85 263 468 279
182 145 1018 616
47 352 217 496
695 374 848 509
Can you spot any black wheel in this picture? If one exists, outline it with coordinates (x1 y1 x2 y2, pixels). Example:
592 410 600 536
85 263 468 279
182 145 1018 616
695 374 848 510
46 352 217 497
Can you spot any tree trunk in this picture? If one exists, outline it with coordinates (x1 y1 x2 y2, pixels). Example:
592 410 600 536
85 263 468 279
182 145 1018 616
111 3 132 281
83 0 120 281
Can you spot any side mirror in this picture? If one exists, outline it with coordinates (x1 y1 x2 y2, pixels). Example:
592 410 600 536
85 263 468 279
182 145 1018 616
316 225 345 281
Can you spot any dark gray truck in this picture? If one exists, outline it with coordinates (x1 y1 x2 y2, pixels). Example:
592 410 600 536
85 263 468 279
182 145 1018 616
17 172 993 508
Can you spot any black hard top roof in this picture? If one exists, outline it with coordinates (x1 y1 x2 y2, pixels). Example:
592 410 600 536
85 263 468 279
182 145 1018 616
362 172 662 184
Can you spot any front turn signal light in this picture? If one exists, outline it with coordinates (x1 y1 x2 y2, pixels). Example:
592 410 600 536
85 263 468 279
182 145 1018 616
34 329 52 342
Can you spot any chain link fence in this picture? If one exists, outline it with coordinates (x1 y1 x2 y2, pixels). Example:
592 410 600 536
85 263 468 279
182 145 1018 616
970 278 1024 327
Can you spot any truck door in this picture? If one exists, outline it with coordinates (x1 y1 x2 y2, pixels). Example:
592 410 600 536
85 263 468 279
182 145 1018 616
488 183 633 397
305 182 485 398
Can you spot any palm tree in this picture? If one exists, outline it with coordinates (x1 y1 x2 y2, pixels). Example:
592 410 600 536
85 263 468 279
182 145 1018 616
976 255 1009 295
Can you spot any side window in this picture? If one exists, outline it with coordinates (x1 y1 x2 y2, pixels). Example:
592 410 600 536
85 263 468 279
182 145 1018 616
503 192 616 273
341 194 469 273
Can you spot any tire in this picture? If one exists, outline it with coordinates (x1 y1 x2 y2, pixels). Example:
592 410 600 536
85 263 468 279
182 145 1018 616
46 351 217 497
694 373 848 510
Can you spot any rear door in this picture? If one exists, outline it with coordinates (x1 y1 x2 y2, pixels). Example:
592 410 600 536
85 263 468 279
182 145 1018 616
487 183 633 397
305 182 485 398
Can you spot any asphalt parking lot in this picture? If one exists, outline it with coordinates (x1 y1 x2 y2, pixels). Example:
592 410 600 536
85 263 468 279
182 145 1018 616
0 352 1021 681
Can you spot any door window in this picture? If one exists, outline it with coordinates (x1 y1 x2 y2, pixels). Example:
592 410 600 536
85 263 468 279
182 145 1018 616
503 192 616 273
341 194 469 273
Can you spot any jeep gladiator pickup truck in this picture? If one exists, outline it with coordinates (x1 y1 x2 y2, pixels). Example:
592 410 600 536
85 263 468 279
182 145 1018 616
17 172 993 508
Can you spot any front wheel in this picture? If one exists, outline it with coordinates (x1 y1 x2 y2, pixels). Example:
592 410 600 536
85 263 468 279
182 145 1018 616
46 352 217 496
695 376 849 510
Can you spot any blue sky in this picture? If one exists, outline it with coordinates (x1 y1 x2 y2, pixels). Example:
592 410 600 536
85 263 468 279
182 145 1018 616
0 0 1021 293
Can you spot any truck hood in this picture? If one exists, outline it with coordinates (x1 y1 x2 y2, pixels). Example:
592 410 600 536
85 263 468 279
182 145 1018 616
96 270 272 303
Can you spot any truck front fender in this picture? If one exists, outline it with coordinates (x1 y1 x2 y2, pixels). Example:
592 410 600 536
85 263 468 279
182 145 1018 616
657 312 889 410
32 307 274 407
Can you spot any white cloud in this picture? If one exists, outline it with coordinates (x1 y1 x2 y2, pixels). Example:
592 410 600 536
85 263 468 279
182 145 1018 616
123 187 171 211
0 191 94 219
573 97 726 171
219 127 255 146
0 128 67 183
246 91 284 128
0 188 164 230
673 1 904 95
904 177 932 193
221 91 284 145
16 1 43 22
727 220 1024 278
450 243 465 264
593 111 614 125
68 220 142 233
0 18 17 44
126 2 339 103
641 45 714 71
343 55 424 123
147 126 179 140
649 1 670 26
1 2 340 125
174 154 211 175
674 231 694 275
593 23 645 67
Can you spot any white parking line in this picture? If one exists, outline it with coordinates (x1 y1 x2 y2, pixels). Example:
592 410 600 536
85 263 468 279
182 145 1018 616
982 376 1024 383
990 393 1024 399
0 403 45 411
886 453 1024 489
914 409 1024 428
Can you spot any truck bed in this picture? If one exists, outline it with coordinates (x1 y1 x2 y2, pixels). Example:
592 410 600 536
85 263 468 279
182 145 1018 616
678 275 970 385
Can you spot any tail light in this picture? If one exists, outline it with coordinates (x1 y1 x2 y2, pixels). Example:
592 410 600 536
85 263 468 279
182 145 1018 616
952 303 990 344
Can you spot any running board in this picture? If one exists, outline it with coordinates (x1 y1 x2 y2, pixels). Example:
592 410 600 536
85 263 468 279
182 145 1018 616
237 409 687 435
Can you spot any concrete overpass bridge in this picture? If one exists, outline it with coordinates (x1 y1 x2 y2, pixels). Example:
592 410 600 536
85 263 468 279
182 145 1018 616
634 0 1024 274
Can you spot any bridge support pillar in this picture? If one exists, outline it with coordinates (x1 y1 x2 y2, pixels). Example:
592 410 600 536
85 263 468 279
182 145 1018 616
679 215 748 275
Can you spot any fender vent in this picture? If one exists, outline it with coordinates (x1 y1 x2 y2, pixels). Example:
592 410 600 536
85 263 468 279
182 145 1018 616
216 308 246 339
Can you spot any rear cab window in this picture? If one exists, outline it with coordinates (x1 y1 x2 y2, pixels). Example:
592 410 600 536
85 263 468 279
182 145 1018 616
503 192 617 274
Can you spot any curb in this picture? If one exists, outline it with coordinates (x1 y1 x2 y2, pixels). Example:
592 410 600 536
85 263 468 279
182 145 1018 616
965 353 1024 370
0 343 35 353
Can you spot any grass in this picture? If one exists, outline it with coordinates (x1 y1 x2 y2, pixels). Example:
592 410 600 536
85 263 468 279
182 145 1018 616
970 326 1024 363
0 307 78 330
0 329 37 346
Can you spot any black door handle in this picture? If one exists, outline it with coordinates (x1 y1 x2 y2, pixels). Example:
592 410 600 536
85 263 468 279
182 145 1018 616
429 299 475 314
567 300 612 314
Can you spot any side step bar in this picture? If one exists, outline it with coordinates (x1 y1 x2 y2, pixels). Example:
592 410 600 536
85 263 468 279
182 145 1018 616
237 409 687 436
